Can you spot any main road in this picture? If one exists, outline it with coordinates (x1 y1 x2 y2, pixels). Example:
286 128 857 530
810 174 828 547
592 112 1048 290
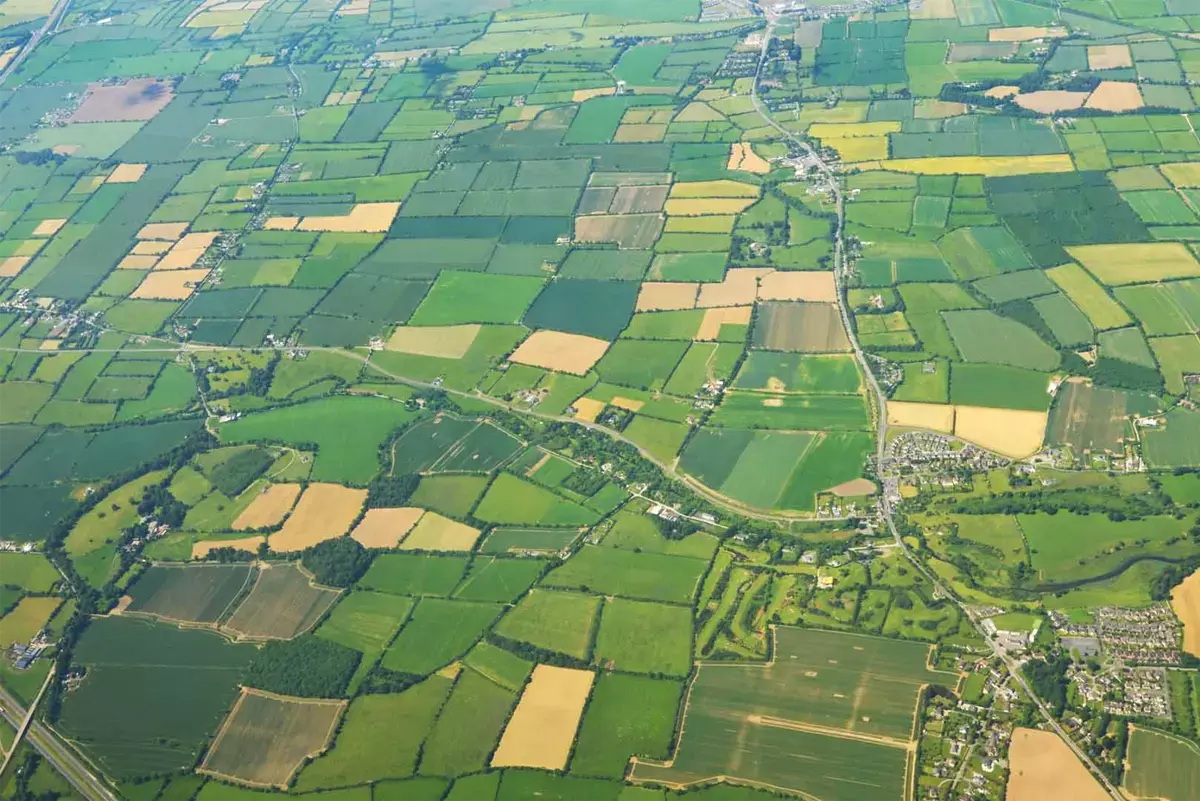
748 15 1125 801
0 0 71 85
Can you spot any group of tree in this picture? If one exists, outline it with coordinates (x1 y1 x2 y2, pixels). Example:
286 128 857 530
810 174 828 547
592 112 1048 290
244 636 360 698
302 536 373 588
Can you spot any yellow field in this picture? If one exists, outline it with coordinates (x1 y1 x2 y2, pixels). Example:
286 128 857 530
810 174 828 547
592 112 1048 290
1088 44 1132 69
192 535 266 559
157 232 220 270
1171 569 1200 657
1160 162 1200 187
572 87 615 102
137 222 188 240
1007 728 1108 801
664 215 735 233
1085 81 1142 111
0 257 28 277
1067 242 1200 285
350 507 425 548
131 268 209 300
491 665 594 770
1045 263 1132 328
509 330 610 375
263 216 300 230
398 511 480 551
1014 91 1088 113
107 163 147 183
664 197 758 216
636 282 698 311
233 484 302 530
727 142 770 174
33 218 66 236
572 397 607 422
824 136 888 162
887 401 955 434
695 305 751 340
132 240 171 255
296 202 400 233
270 484 366 553
954 406 1047 459
757 270 837 302
989 25 1066 41
118 254 160 270
866 154 1074 176
670 180 759 198
385 324 481 358
697 268 770 308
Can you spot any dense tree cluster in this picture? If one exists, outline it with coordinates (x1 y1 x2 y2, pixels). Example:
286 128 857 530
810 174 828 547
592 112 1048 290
244 636 360 698
209 447 273 497
365 473 420 508
1022 655 1070 716
301 536 373 588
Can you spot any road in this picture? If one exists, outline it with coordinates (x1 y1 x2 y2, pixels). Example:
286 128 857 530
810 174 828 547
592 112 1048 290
749 15 1125 801
0 685 118 801
0 0 70 85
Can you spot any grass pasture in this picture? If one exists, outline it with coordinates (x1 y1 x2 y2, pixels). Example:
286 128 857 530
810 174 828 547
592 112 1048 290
593 598 692 676
381 598 502 676
419 667 517 777
495 588 600 660
543 546 707 604
571 673 683 779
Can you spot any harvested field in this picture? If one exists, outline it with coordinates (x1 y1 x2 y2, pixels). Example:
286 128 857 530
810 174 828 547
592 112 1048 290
1171 568 1200 657
985 86 1019 99
263 217 300 230
695 306 751 340
130 269 208 300
0 257 28 277
385 324 480 359
222 562 339 640
137 222 188 240
156 232 219 270
107 164 147 183
509 330 610 375
118 254 160 270
954 406 1047 459
1007 728 1108 801
33 218 66 236
297 203 400 233
69 78 174 123
350 507 424 548
132 241 170 255
636 282 698 311
1068 243 1200 285
572 87 616 102
1014 91 1088 114
609 185 669 214
192 536 266 559
728 142 770 174
753 302 850 352
1085 82 1143 111
758 271 837 302
697 268 770 308
398 511 480 552
989 26 1065 42
887 401 955 433
572 397 606 422
830 478 878 497
574 214 664 250
665 197 758 216
201 689 344 789
491 665 594 770
270 484 366 553
1088 44 1132 70
233 484 302 531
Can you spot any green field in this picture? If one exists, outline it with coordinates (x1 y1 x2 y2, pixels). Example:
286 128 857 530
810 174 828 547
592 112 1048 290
495 588 600 659
593 598 692 676
127 564 253 624
543 546 708 604
473 473 599 526
380 598 503 676
419 668 517 777
571 673 683 779
1124 727 1200 801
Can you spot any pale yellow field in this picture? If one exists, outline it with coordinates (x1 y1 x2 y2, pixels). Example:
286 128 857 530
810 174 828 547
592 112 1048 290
636 282 698 311
830 478 878 497
572 86 615 102
1006 728 1108 801
385 324 481 358
868 154 1074 176
118 254 160 270
491 665 595 770
670 180 759 198
33 218 66 236
1014 91 1088 113
675 102 724 122
1068 242 1200 285
1160 162 1200 187
107 163 147 183
908 0 955 19
192 535 266 559
0 257 29 277
509 330 610 375
1085 81 1142 111
131 268 209 300
350 507 425 548
664 215 735 233
157 232 220 270
296 202 400 233
399 511 480 552
1088 44 1132 70
264 216 300 230
954 406 1047 459
610 396 644 412
887 401 955 434
665 197 758 216
271 484 366 553
989 25 1066 41
572 397 607 422
614 123 666 143
984 85 1019 99
233 484 302 530
695 306 751 340
132 240 171 255
137 222 188 240
1172 569 1200 656
697 268 771 308
727 142 770 174
1046 263 1132 328
757 270 837 302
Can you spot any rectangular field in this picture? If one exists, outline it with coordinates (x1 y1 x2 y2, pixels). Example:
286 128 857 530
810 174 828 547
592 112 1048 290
222 562 339 641
491 665 595 771
127 564 254 624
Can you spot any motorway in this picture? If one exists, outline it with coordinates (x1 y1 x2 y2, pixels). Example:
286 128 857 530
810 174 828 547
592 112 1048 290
749 14 1125 801
0 0 71 85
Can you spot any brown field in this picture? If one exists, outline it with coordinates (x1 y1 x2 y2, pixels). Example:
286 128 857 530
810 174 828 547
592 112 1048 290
954 406 1047 459
609 185 669 214
137 222 188 240
1006 728 1108 801
297 202 400 233
156 232 219 270
697 267 770 308
132 240 171 255
1088 44 1132 70
574 213 664 249
636 282 699 311
1171 569 1200 656
222 562 340 640
1068 242 1200 285
1014 91 1088 113
0 257 29 277
398 511 481 552
829 478 878 497
130 268 209 300
491 665 594 770
233 484 302 531
757 270 837 302
908 0 955 19
727 142 771 174
202 688 345 788
755 301 850 352
988 25 1066 42
665 197 758 216
192 535 266 559
696 306 752 341
350 507 425 548
33 218 66 236
69 78 174 123
385 324 481 358
107 163 147 183
887 401 955 433
509 330 610 375
118 254 161 270
1085 81 1143 111
572 397 607 422
263 216 300 230
270 483 366 553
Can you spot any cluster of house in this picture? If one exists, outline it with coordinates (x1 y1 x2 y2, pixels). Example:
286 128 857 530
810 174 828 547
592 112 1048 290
1070 665 1171 719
